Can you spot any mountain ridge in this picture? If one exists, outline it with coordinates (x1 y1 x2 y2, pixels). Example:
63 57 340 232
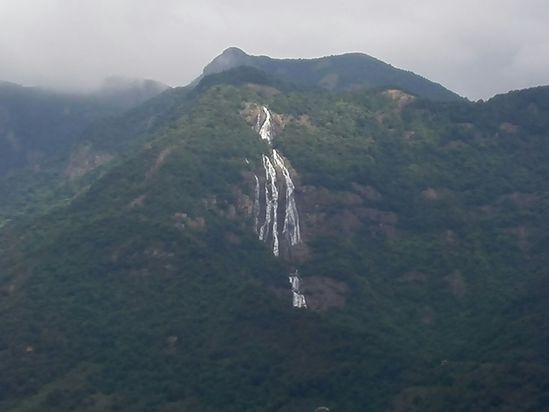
0 78 170 174
197 47 461 101
1 50 549 412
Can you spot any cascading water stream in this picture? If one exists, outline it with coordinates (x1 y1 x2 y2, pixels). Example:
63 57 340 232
258 106 273 143
289 271 307 308
260 155 279 256
253 105 306 308
272 149 301 246
253 174 260 233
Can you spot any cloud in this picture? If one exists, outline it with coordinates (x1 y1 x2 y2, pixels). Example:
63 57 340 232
0 0 548 99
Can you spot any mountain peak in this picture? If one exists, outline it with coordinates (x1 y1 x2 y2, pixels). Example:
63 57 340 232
221 46 248 57
199 48 461 101
203 47 251 76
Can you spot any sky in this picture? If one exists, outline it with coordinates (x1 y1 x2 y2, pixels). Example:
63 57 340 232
0 0 548 100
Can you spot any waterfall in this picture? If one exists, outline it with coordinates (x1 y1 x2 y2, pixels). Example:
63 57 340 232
253 174 260 233
272 149 301 246
258 106 273 143
289 271 307 308
253 105 306 308
254 105 301 255
259 155 279 257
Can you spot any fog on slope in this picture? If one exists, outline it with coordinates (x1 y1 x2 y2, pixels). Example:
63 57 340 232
0 76 170 177
1 0 549 99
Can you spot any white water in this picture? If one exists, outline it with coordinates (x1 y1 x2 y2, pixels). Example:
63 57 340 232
258 106 273 143
258 160 271 241
260 155 279 256
253 106 307 308
253 174 260 233
289 272 307 308
254 105 302 255
272 149 301 246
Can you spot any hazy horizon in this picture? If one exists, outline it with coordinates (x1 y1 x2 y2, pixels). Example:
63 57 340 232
1 0 548 100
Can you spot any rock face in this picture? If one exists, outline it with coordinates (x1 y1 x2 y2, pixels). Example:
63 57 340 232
302 276 349 311
64 145 113 178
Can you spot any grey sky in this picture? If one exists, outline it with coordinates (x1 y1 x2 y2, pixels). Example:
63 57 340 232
1 0 548 100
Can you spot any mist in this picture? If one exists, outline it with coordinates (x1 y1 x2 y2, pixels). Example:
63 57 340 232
1 0 548 99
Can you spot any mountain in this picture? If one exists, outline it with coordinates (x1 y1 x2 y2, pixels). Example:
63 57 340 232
0 48 459 223
95 76 170 110
0 78 169 176
199 47 461 101
1 56 549 412
0 78 174 225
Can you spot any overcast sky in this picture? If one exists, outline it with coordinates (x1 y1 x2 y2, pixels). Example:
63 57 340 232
1 0 548 100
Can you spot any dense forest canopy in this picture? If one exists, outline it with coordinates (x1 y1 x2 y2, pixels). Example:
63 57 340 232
0 53 548 412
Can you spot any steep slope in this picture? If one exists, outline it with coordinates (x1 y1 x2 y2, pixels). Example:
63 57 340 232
1 77 549 412
0 83 188 226
199 47 460 101
0 79 169 176
1 84 402 412
0 45 458 226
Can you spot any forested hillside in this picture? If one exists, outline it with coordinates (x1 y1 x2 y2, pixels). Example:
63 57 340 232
1 66 548 411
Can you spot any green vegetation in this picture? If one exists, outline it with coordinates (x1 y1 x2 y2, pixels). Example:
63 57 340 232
0 80 168 176
0 70 548 411
202 47 461 101
0 82 188 223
